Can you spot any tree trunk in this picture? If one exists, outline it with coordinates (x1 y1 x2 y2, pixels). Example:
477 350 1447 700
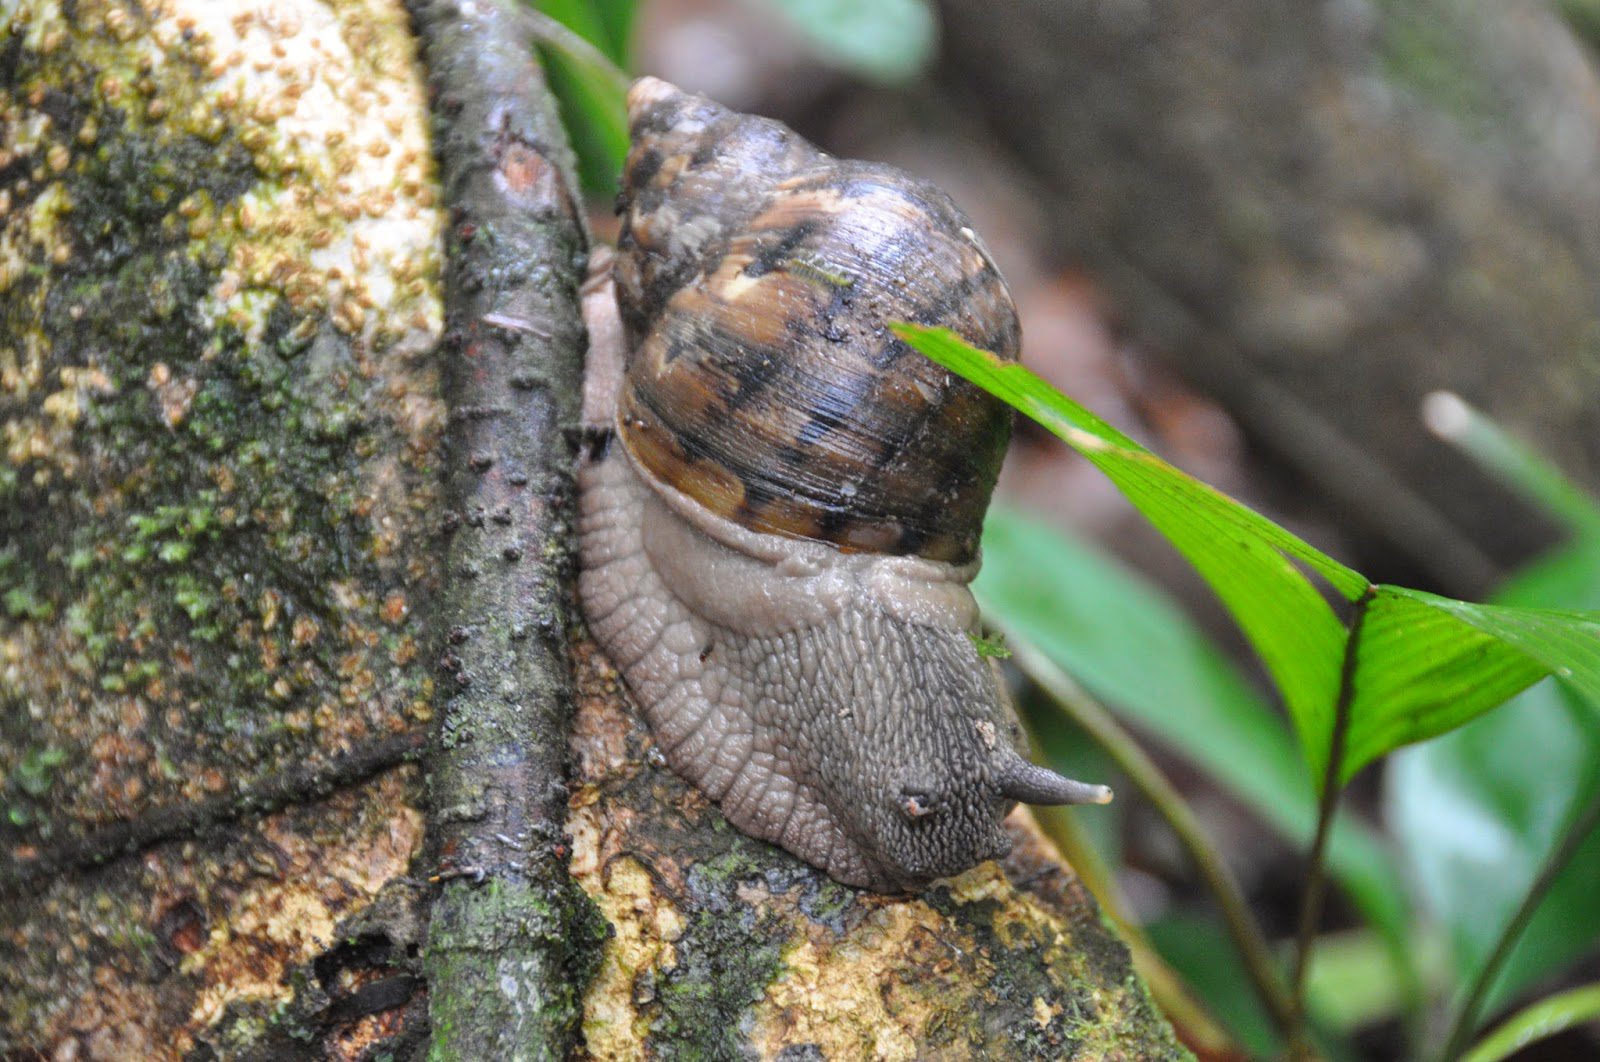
939 0 1600 594
2 0 446 1054
1 1 1184 1057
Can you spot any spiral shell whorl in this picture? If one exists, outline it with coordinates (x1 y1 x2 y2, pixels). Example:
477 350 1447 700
614 79 1021 564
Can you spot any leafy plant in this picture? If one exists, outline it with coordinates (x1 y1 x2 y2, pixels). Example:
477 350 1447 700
532 7 1600 1055
758 0 937 83
893 322 1600 1060
527 0 634 195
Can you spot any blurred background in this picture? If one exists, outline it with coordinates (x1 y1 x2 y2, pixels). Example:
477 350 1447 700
540 0 1600 1057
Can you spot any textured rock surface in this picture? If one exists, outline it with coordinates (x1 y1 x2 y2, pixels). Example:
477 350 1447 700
939 0 1600 592
1 0 442 1052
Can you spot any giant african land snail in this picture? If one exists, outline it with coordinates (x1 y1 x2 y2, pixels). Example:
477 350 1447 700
577 78 1110 892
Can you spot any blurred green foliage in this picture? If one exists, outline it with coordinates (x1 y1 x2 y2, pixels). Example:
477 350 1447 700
899 323 1600 1059
759 0 937 82
530 0 633 195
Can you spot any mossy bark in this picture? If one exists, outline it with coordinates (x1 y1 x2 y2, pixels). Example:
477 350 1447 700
568 642 1188 1060
2 0 443 1054
405 0 605 1057
938 0 1600 594
2 1 1186 1057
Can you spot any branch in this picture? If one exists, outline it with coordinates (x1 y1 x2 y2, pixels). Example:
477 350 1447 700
407 0 604 1054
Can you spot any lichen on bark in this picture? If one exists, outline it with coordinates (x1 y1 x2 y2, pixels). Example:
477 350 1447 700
1 0 443 1052
569 643 1188 1060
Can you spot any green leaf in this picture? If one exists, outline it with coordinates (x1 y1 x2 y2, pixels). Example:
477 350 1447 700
1389 691 1600 1014
1377 588 1600 708
531 0 632 195
1341 590 1549 781
535 0 634 64
1389 535 1600 1015
975 508 1410 948
898 321 1600 781
1303 927 1449 1034
1146 914 1280 1057
893 322 1366 779
1497 541 1600 611
902 325 1600 1018
1460 981 1600 1062
759 0 938 83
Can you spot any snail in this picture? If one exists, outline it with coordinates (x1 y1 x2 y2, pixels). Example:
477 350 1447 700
577 78 1111 892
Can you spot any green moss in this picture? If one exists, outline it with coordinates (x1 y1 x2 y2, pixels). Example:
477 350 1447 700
921 887 1188 1059
0 3 442 857
4 746 70 828
645 851 788 1058
425 875 608 1061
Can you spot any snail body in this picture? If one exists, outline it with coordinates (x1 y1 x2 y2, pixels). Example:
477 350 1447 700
578 79 1109 892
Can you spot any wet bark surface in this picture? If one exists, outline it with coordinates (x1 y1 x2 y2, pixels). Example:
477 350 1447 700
1 1 1184 1057
406 0 604 1056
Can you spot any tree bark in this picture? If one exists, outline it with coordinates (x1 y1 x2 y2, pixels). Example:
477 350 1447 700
1 0 445 1054
406 1 604 1056
939 0 1600 593
566 641 1186 1059
1 1 1185 1057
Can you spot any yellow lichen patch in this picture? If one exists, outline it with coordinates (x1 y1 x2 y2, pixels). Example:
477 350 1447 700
160 0 443 348
946 855 1057 953
566 637 1182 1058
2 0 443 491
752 901 964 1060
4 768 425 1058
575 849 685 1061
183 770 424 1035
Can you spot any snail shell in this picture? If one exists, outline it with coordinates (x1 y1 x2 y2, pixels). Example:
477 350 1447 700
578 79 1109 892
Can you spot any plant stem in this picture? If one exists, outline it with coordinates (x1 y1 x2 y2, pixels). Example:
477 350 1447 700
1291 589 1375 1012
522 7 634 97
1436 786 1600 1062
1457 981 1600 1062
1008 636 1302 1049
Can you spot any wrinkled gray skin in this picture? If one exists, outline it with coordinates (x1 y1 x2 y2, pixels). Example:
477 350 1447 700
577 256 1109 892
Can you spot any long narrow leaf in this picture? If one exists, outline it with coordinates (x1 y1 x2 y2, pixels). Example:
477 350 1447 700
1391 537 1600 1013
893 322 1362 775
1460 982 1600 1062
1424 391 1600 540
530 1 631 195
1342 591 1549 781
977 508 1412 950
536 0 634 63
1379 588 1600 709
895 322 1600 782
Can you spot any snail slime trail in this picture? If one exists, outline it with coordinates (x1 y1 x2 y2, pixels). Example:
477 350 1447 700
577 78 1111 892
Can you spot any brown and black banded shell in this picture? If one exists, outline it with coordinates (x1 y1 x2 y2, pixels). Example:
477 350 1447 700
613 79 1021 564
